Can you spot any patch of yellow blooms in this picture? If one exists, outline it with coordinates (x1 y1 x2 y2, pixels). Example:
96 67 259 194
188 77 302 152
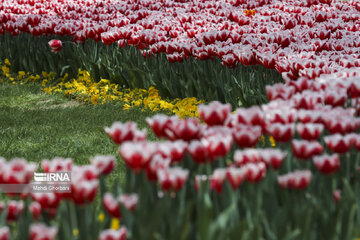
0 59 203 118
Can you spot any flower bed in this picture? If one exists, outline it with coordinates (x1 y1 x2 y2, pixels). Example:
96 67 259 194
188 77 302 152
1 69 360 239
0 59 203 118
3 0 360 106
1 0 360 239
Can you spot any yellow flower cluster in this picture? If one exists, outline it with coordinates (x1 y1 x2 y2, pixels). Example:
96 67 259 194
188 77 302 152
0 59 203 118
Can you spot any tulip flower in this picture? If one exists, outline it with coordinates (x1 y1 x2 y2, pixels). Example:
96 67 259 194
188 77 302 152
225 106 265 127
324 134 351 154
104 122 147 145
313 154 340 174
198 101 231 126
187 140 210 164
157 167 189 192
89 155 116 175
103 193 121 218
0 200 24 222
30 223 58 240
98 227 127 240
0 158 36 185
232 124 262 148
146 115 176 138
29 202 42 220
265 123 295 142
278 170 312 190
31 192 61 210
156 140 188 163
118 193 138 212
291 140 324 160
226 167 246 189
0 227 10 240
41 157 72 173
296 123 324 140
210 168 227 194
119 142 155 172
48 39 62 53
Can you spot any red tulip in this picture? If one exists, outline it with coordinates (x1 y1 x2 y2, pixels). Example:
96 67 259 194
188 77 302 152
259 149 288 169
296 123 324 140
324 116 360 134
198 101 231 126
48 39 62 53
30 223 58 240
313 154 340 174
103 193 121 218
118 142 155 172
242 162 267 183
104 122 147 145
31 192 61 210
266 83 295 101
210 168 227 194
187 140 210 164
226 167 246 189
146 115 175 138
90 155 116 175
157 167 189 192
0 158 36 185
232 124 262 148
265 123 295 142
29 202 42 220
291 140 324 160
98 227 127 240
0 200 24 222
202 134 233 160
225 106 265 127
234 149 262 166
156 140 188 163
164 118 202 141
41 157 72 173
278 170 312 190
0 227 10 240
146 154 171 181
324 134 351 154
118 193 138 212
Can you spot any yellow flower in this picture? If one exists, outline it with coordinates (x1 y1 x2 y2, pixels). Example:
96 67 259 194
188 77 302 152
73 229 79 236
4 59 11 66
42 71 48 78
123 103 131 110
269 136 276 147
1 66 9 75
98 213 105 223
90 95 99 105
110 218 120 230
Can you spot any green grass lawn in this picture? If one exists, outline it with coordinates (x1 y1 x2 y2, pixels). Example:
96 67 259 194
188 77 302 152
0 82 157 183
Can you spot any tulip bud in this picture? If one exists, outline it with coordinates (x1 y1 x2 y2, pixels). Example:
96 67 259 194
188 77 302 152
48 39 62 53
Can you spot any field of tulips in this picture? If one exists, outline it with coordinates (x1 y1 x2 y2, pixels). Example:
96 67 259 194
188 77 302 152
2 0 360 239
